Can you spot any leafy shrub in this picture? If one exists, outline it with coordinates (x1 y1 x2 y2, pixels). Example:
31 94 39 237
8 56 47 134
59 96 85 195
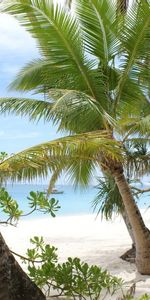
24 236 122 299
0 188 60 224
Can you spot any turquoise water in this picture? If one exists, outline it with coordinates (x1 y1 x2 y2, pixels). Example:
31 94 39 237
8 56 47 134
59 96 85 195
1 184 150 220
4 184 97 219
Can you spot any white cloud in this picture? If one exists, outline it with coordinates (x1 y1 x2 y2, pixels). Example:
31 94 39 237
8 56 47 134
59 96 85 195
0 13 37 53
0 13 39 88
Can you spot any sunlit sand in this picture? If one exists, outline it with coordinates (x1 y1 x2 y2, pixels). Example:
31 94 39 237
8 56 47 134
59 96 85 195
1 211 150 298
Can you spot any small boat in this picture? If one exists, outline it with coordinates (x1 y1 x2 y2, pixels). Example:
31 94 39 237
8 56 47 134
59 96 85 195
43 188 64 195
51 188 64 194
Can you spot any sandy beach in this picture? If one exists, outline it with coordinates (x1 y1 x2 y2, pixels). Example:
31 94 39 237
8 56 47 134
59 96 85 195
1 211 150 298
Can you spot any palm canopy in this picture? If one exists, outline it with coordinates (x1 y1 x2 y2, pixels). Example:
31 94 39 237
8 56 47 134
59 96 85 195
0 0 150 183
0 0 150 116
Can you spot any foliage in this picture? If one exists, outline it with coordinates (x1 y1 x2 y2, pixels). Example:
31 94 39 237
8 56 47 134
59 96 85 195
25 236 123 300
0 185 123 299
92 141 150 220
92 176 123 219
137 295 150 300
0 152 8 162
0 0 150 187
0 187 23 223
0 187 60 225
0 131 122 184
27 191 60 217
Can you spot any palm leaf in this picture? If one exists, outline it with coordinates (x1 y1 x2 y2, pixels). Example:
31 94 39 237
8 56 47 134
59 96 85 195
8 59 99 95
0 88 116 131
0 97 53 122
48 89 115 132
0 131 123 182
92 176 123 220
124 140 150 178
117 113 150 137
75 0 117 63
114 1 150 112
1 0 99 100
66 159 96 187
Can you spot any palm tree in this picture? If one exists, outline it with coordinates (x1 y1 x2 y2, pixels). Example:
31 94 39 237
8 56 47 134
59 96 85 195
0 0 150 274
93 142 150 262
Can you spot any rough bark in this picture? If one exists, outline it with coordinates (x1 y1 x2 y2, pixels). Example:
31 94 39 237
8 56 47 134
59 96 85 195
121 209 136 247
121 209 136 262
111 164 150 274
0 232 46 300
120 244 136 263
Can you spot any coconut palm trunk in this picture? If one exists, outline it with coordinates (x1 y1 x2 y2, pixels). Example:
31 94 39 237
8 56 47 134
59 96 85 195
110 163 150 274
120 209 136 262
0 232 46 300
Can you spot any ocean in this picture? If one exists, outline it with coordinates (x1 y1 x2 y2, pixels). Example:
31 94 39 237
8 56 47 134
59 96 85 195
1 184 150 220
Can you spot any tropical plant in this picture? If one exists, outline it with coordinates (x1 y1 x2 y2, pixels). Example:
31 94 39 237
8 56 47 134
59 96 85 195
0 186 124 300
0 0 150 274
117 0 129 14
0 183 63 300
93 142 150 261
23 236 122 299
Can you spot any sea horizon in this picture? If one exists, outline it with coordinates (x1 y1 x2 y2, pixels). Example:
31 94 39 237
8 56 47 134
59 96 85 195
0 183 149 221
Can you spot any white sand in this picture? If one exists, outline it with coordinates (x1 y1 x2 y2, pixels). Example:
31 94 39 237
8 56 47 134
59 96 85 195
1 210 150 298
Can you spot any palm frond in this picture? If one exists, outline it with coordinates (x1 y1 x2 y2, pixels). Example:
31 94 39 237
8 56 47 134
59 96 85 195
0 97 53 122
0 89 115 131
48 89 116 133
1 0 99 100
124 140 150 178
116 0 129 15
117 112 150 137
75 0 117 63
66 159 96 187
92 176 123 220
9 59 98 95
114 1 150 112
0 131 123 182
8 58 53 92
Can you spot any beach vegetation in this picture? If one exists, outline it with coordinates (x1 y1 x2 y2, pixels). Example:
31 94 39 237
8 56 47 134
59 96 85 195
24 236 123 299
0 187 124 300
0 186 63 300
0 187 60 225
0 177 149 298
0 0 150 275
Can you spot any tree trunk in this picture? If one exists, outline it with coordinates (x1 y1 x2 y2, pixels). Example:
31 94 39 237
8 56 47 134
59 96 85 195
0 232 46 300
121 209 136 247
121 209 136 262
111 165 150 274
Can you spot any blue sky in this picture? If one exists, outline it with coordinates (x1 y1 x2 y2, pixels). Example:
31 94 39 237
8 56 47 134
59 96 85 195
0 13 61 154
0 10 101 185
